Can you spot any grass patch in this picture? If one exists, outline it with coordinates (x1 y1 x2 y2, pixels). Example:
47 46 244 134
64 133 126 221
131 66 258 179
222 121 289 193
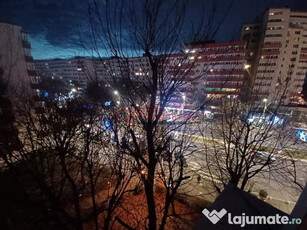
281 149 307 160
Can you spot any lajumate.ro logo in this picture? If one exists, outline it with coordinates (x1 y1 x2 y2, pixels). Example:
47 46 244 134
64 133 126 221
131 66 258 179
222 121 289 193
114 105 203 125
202 208 302 227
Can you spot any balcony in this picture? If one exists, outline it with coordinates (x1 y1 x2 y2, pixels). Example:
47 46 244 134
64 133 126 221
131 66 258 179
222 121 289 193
206 77 244 82
198 56 246 62
205 90 240 95
22 40 31 49
263 43 282 48
201 49 246 56
261 51 280 56
25 55 34 62
205 84 241 89
207 70 245 75
31 83 40 89
27 69 37 76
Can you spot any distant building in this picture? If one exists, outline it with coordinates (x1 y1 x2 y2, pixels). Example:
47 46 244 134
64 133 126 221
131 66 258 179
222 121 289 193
35 41 248 106
35 57 95 90
35 55 152 92
166 40 247 107
0 22 38 99
193 41 247 99
94 56 151 87
240 8 307 104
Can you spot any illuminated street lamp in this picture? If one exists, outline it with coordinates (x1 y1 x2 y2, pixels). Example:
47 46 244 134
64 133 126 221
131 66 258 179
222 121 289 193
182 93 186 109
113 90 121 105
262 98 268 119
244 64 251 70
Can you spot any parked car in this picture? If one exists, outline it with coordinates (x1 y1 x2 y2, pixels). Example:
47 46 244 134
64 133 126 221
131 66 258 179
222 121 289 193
175 151 188 167
251 151 276 164
183 142 197 150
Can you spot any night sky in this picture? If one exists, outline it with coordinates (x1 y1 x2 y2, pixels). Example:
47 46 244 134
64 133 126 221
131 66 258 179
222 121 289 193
0 0 306 60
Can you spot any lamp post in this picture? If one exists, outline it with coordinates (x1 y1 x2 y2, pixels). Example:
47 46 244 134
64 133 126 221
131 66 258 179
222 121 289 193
113 90 120 105
182 93 186 108
262 98 268 120
244 64 251 70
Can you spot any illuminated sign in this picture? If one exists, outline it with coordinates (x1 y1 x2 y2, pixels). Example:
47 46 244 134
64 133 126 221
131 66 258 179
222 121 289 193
104 119 111 131
297 130 307 142
104 101 112 106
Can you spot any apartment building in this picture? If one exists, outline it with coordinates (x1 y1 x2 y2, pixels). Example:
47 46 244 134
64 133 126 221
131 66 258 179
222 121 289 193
94 56 151 86
198 41 247 99
35 41 247 107
35 57 95 90
35 55 152 92
240 8 307 104
181 41 247 98
0 22 37 99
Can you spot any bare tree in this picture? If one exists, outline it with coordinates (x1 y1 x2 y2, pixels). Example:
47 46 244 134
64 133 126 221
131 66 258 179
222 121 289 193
80 0 234 229
197 72 306 196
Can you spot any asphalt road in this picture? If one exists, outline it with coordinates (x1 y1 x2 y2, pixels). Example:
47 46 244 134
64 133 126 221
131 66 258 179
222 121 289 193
182 142 307 212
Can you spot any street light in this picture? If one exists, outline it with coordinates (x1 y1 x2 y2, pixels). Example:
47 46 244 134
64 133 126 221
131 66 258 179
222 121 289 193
182 93 186 108
262 98 268 120
114 90 118 95
244 64 251 70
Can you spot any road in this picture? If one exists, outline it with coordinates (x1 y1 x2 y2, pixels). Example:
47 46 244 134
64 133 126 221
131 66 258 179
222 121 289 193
176 121 307 152
181 142 307 213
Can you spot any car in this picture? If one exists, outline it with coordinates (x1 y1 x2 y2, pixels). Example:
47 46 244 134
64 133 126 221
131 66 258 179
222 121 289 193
251 151 276 164
175 151 188 166
183 142 197 150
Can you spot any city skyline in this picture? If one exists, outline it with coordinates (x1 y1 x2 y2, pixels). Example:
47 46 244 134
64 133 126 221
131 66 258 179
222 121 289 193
1 0 307 59
0 1 307 229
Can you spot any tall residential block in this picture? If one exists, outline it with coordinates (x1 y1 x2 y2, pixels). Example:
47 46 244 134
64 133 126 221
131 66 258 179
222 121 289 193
35 57 95 90
0 22 38 99
35 41 248 107
240 8 307 104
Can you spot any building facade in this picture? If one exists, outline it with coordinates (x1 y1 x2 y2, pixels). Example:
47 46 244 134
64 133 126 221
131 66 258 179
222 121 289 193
164 41 248 107
35 41 248 107
241 8 307 104
35 57 95 90
194 41 247 99
0 22 37 99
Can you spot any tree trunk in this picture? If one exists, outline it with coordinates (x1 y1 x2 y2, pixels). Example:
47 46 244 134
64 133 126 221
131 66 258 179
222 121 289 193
60 155 83 230
88 166 99 230
144 175 157 230
230 176 240 187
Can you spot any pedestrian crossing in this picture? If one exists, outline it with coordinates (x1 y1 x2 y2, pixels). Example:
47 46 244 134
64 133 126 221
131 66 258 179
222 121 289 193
188 161 221 181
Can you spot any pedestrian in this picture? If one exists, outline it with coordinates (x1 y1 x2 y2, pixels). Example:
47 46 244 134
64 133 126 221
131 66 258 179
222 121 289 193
197 175 201 184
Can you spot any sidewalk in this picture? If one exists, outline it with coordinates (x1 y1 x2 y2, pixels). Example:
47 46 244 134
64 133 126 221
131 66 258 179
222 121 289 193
250 191 295 214
178 165 297 214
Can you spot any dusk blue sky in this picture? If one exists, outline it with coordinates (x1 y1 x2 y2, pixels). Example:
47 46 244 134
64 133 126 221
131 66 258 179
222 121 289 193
0 0 306 60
